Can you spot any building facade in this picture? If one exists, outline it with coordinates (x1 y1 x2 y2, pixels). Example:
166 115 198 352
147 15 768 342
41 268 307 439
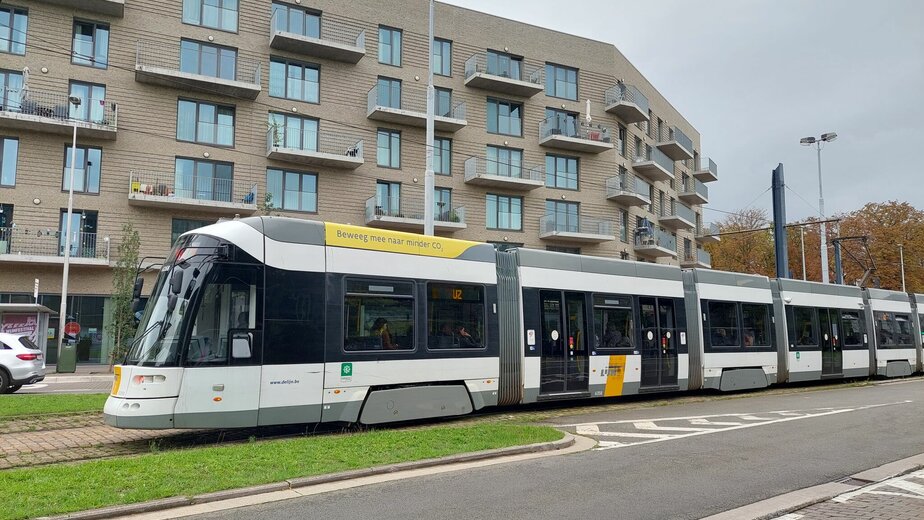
0 0 720 364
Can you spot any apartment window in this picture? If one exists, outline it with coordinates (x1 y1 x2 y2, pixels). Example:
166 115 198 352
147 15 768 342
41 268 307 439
266 168 317 213
268 112 318 151
0 70 23 111
378 26 402 66
377 129 400 168
59 209 98 258
180 40 237 80
486 146 522 178
375 181 400 214
486 50 521 79
547 246 580 255
434 187 452 220
0 7 28 55
62 145 101 194
634 136 643 160
271 2 319 37
68 82 107 124
175 158 233 202
0 204 12 231
545 200 579 232
433 38 451 76
72 20 109 68
177 99 235 146
269 58 319 103
620 210 628 243
545 154 578 190
618 125 627 156
435 87 453 117
376 77 401 109
486 194 522 231
545 63 577 100
183 0 238 32
544 108 579 138
171 218 213 244
0 137 18 187
434 137 451 175
487 98 522 136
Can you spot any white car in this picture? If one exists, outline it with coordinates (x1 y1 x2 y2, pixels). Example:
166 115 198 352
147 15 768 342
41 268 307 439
0 332 46 394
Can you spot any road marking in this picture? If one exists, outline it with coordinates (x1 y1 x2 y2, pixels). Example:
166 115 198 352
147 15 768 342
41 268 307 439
770 514 804 520
562 400 913 451
24 384 48 389
833 468 924 503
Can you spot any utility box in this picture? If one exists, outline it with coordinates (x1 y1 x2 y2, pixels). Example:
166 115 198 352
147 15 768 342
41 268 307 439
0 303 56 368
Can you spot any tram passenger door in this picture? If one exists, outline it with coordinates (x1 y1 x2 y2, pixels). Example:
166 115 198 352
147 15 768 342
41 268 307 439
640 297 678 389
539 291 589 395
820 309 842 377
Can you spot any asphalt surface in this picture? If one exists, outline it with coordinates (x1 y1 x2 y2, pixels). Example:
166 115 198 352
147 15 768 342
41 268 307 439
17 379 111 394
186 379 924 520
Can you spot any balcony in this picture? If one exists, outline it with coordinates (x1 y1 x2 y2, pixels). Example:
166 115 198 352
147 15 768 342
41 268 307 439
0 227 110 267
606 172 651 207
463 157 543 191
679 177 709 205
632 147 674 182
128 170 258 214
696 222 721 244
269 11 365 63
656 126 694 161
539 214 615 244
0 87 118 140
539 118 615 154
364 195 466 233
681 248 712 269
135 40 262 100
33 0 124 17
634 227 677 258
694 157 718 183
603 83 649 124
366 83 466 132
659 201 697 231
463 54 544 98
266 127 363 170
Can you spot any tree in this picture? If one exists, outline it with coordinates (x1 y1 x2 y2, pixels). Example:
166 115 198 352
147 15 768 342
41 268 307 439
107 223 140 370
705 208 775 276
259 192 278 216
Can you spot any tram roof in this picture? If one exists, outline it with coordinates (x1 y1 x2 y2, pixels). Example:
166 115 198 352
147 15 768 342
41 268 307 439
776 278 863 298
866 287 913 303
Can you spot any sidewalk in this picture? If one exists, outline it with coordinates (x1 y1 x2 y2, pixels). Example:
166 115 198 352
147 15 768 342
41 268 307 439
43 364 114 383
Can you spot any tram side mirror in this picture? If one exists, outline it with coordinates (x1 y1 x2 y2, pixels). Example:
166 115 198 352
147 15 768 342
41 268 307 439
231 332 252 359
166 293 178 314
170 269 184 295
132 278 144 299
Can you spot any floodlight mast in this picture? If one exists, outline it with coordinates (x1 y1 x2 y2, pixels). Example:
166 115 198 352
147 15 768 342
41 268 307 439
800 131 837 284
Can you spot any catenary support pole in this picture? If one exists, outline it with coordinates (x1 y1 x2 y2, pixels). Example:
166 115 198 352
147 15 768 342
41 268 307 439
423 0 435 236
771 163 789 279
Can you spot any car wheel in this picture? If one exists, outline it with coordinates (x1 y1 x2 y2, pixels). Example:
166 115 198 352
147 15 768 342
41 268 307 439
0 369 10 394
8 385 22 393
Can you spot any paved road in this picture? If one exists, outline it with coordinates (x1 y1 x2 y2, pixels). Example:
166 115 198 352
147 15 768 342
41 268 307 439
187 379 924 520
17 379 111 394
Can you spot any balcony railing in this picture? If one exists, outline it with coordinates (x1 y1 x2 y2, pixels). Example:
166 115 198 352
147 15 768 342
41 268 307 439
635 227 676 254
683 248 712 267
270 10 365 63
539 214 614 243
696 222 721 243
463 53 544 97
135 40 262 99
463 156 543 190
0 226 110 264
694 157 718 182
679 177 709 204
660 201 697 231
539 117 614 153
0 86 118 139
129 170 257 213
657 125 694 161
266 126 363 169
606 172 651 205
603 82 650 124
366 83 466 131
33 0 124 17
364 195 466 232
633 147 675 181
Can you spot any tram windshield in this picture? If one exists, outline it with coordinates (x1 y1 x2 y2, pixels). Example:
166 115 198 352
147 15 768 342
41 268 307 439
125 234 226 367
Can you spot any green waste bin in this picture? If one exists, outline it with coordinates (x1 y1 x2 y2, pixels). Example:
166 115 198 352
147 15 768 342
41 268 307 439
57 342 77 373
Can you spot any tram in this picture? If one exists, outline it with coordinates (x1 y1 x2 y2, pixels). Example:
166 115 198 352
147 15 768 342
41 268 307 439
104 217 924 429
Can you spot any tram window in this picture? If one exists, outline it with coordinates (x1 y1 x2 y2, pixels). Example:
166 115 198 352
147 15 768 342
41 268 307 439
426 283 485 349
594 303 633 350
792 307 818 347
343 279 414 351
187 274 258 366
840 311 863 347
894 314 914 346
741 304 770 347
707 301 739 347
875 312 897 347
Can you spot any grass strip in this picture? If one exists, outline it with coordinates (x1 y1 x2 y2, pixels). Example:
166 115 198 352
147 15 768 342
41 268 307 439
0 423 561 520
0 393 108 418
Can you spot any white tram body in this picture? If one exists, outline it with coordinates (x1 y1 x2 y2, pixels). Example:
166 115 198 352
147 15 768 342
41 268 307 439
105 218 924 429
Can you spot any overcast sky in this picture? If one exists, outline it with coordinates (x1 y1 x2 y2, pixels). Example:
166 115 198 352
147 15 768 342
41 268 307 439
443 0 924 223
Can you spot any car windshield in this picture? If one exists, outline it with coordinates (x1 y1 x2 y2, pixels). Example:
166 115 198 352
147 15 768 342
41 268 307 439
125 235 222 367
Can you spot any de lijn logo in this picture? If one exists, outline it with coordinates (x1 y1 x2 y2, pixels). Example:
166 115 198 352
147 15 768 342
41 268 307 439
341 362 353 378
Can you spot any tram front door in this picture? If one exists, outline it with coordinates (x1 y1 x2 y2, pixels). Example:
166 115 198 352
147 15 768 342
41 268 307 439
539 291 589 395
639 297 678 389
820 308 842 377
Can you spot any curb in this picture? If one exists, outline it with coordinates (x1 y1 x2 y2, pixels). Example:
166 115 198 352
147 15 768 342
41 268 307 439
40 433 575 520
41 375 113 384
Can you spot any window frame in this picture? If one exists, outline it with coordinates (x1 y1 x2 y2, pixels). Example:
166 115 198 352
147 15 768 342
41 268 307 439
266 167 318 214
486 98 523 137
268 57 320 103
174 157 235 203
545 62 578 100
62 144 102 195
71 19 109 69
270 1 320 38
425 281 486 351
171 218 214 244
343 277 416 353
434 137 451 175
545 199 580 233
485 145 523 178
545 153 579 190
839 310 865 349
180 39 238 80
177 98 236 147
789 306 820 350
593 293 635 352
0 136 18 187
267 112 319 152
706 300 741 349
486 193 522 231
183 0 239 33
432 38 452 76
741 303 772 347
377 25 402 66
376 128 401 169
0 6 28 56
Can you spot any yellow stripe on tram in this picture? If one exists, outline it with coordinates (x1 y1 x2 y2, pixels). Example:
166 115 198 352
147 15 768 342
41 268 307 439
603 355 628 397
111 366 122 396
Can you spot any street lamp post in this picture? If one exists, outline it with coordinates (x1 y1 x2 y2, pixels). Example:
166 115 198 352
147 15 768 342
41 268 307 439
57 95 81 372
899 244 906 292
800 132 837 284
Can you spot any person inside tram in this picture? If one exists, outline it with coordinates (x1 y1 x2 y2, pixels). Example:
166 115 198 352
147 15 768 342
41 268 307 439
455 324 479 348
437 322 455 348
603 322 621 348
371 318 396 349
